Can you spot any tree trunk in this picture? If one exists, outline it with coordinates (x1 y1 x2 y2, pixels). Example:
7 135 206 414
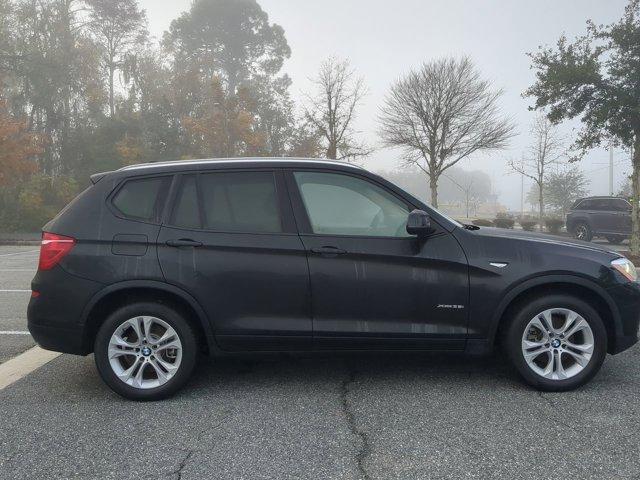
465 192 470 218
326 141 337 160
538 184 544 232
630 135 640 256
430 175 438 208
109 64 115 118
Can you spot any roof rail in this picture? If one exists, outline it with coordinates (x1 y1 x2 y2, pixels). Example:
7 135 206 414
117 157 365 172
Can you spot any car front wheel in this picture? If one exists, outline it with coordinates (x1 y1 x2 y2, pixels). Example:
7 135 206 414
573 222 592 242
505 294 607 391
94 302 198 401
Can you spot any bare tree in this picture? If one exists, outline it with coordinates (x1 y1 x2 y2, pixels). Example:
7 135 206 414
509 114 564 230
378 56 515 207
304 57 370 161
444 174 477 219
86 0 148 117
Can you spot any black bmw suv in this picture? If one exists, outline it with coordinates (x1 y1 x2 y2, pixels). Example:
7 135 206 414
28 159 640 400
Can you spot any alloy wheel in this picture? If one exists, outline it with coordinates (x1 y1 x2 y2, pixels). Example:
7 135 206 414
521 308 594 381
575 225 588 240
107 316 183 389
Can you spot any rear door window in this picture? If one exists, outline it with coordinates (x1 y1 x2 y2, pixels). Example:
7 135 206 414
112 176 169 222
200 172 282 233
594 199 616 211
170 171 283 233
171 175 201 229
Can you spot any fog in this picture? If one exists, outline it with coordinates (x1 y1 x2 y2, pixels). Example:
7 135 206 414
141 0 630 210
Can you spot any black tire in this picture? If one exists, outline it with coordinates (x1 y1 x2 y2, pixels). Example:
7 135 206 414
573 222 592 242
606 235 626 245
94 302 198 401
504 294 607 392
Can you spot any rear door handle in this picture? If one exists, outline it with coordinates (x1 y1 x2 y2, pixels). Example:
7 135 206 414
166 239 203 248
310 246 347 255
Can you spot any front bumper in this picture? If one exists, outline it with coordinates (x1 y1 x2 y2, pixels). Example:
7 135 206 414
607 281 640 354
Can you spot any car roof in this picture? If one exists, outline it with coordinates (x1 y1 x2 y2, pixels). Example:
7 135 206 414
577 196 626 201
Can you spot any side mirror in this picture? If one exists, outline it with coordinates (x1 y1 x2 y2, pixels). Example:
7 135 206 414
406 209 432 237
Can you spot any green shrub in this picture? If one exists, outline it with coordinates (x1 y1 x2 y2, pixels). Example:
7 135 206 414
544 217 564 234
472 219 493 227
519 219 538 231
493 217 515 229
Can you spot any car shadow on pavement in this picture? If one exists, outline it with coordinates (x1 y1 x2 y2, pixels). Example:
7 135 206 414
187 351 524 393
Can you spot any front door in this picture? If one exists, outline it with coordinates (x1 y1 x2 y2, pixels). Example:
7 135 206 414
158 170 311 351
590 199 619 233
286 170 469 350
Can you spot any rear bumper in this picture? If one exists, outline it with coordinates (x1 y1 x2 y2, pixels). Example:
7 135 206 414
28 322 87 355
27 266 102 355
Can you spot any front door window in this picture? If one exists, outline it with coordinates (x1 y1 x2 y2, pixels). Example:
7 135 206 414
293 171 410 237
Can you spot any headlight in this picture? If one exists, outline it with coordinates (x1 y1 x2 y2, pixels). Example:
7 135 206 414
612 257 638 282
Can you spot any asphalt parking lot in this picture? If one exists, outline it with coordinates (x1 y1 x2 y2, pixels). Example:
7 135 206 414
1 244 640 480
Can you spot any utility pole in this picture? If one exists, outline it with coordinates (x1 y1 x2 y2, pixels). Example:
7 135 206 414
610 147 614 196
520 173 524 217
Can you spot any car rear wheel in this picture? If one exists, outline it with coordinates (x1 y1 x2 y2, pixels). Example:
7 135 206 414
606 235 626 244
505 294 607 391
94 302 197 401
573 222 592 242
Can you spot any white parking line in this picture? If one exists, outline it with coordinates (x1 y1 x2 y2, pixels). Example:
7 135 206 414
0 346 60 391
0 290 31 293
0 331 31 335
0 249 39 258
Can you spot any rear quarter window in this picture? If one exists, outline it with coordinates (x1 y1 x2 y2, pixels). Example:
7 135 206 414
112 176 170 222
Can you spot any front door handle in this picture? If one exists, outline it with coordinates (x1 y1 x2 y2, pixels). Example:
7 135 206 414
166 239 203 248
310 246 347 256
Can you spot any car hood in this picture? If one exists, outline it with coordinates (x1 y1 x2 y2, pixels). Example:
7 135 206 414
468 226 621 257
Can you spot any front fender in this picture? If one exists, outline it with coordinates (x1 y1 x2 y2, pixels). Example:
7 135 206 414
485 274 622 349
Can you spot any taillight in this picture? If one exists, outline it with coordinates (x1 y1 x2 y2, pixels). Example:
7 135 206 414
38 232 76 270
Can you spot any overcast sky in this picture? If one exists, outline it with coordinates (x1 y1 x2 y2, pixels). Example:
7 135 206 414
139 0 630 209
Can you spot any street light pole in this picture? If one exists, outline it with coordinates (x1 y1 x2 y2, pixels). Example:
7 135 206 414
610 147 614 196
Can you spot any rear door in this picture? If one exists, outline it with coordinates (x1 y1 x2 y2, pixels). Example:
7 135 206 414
285 169 469 350
157 170 311 351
